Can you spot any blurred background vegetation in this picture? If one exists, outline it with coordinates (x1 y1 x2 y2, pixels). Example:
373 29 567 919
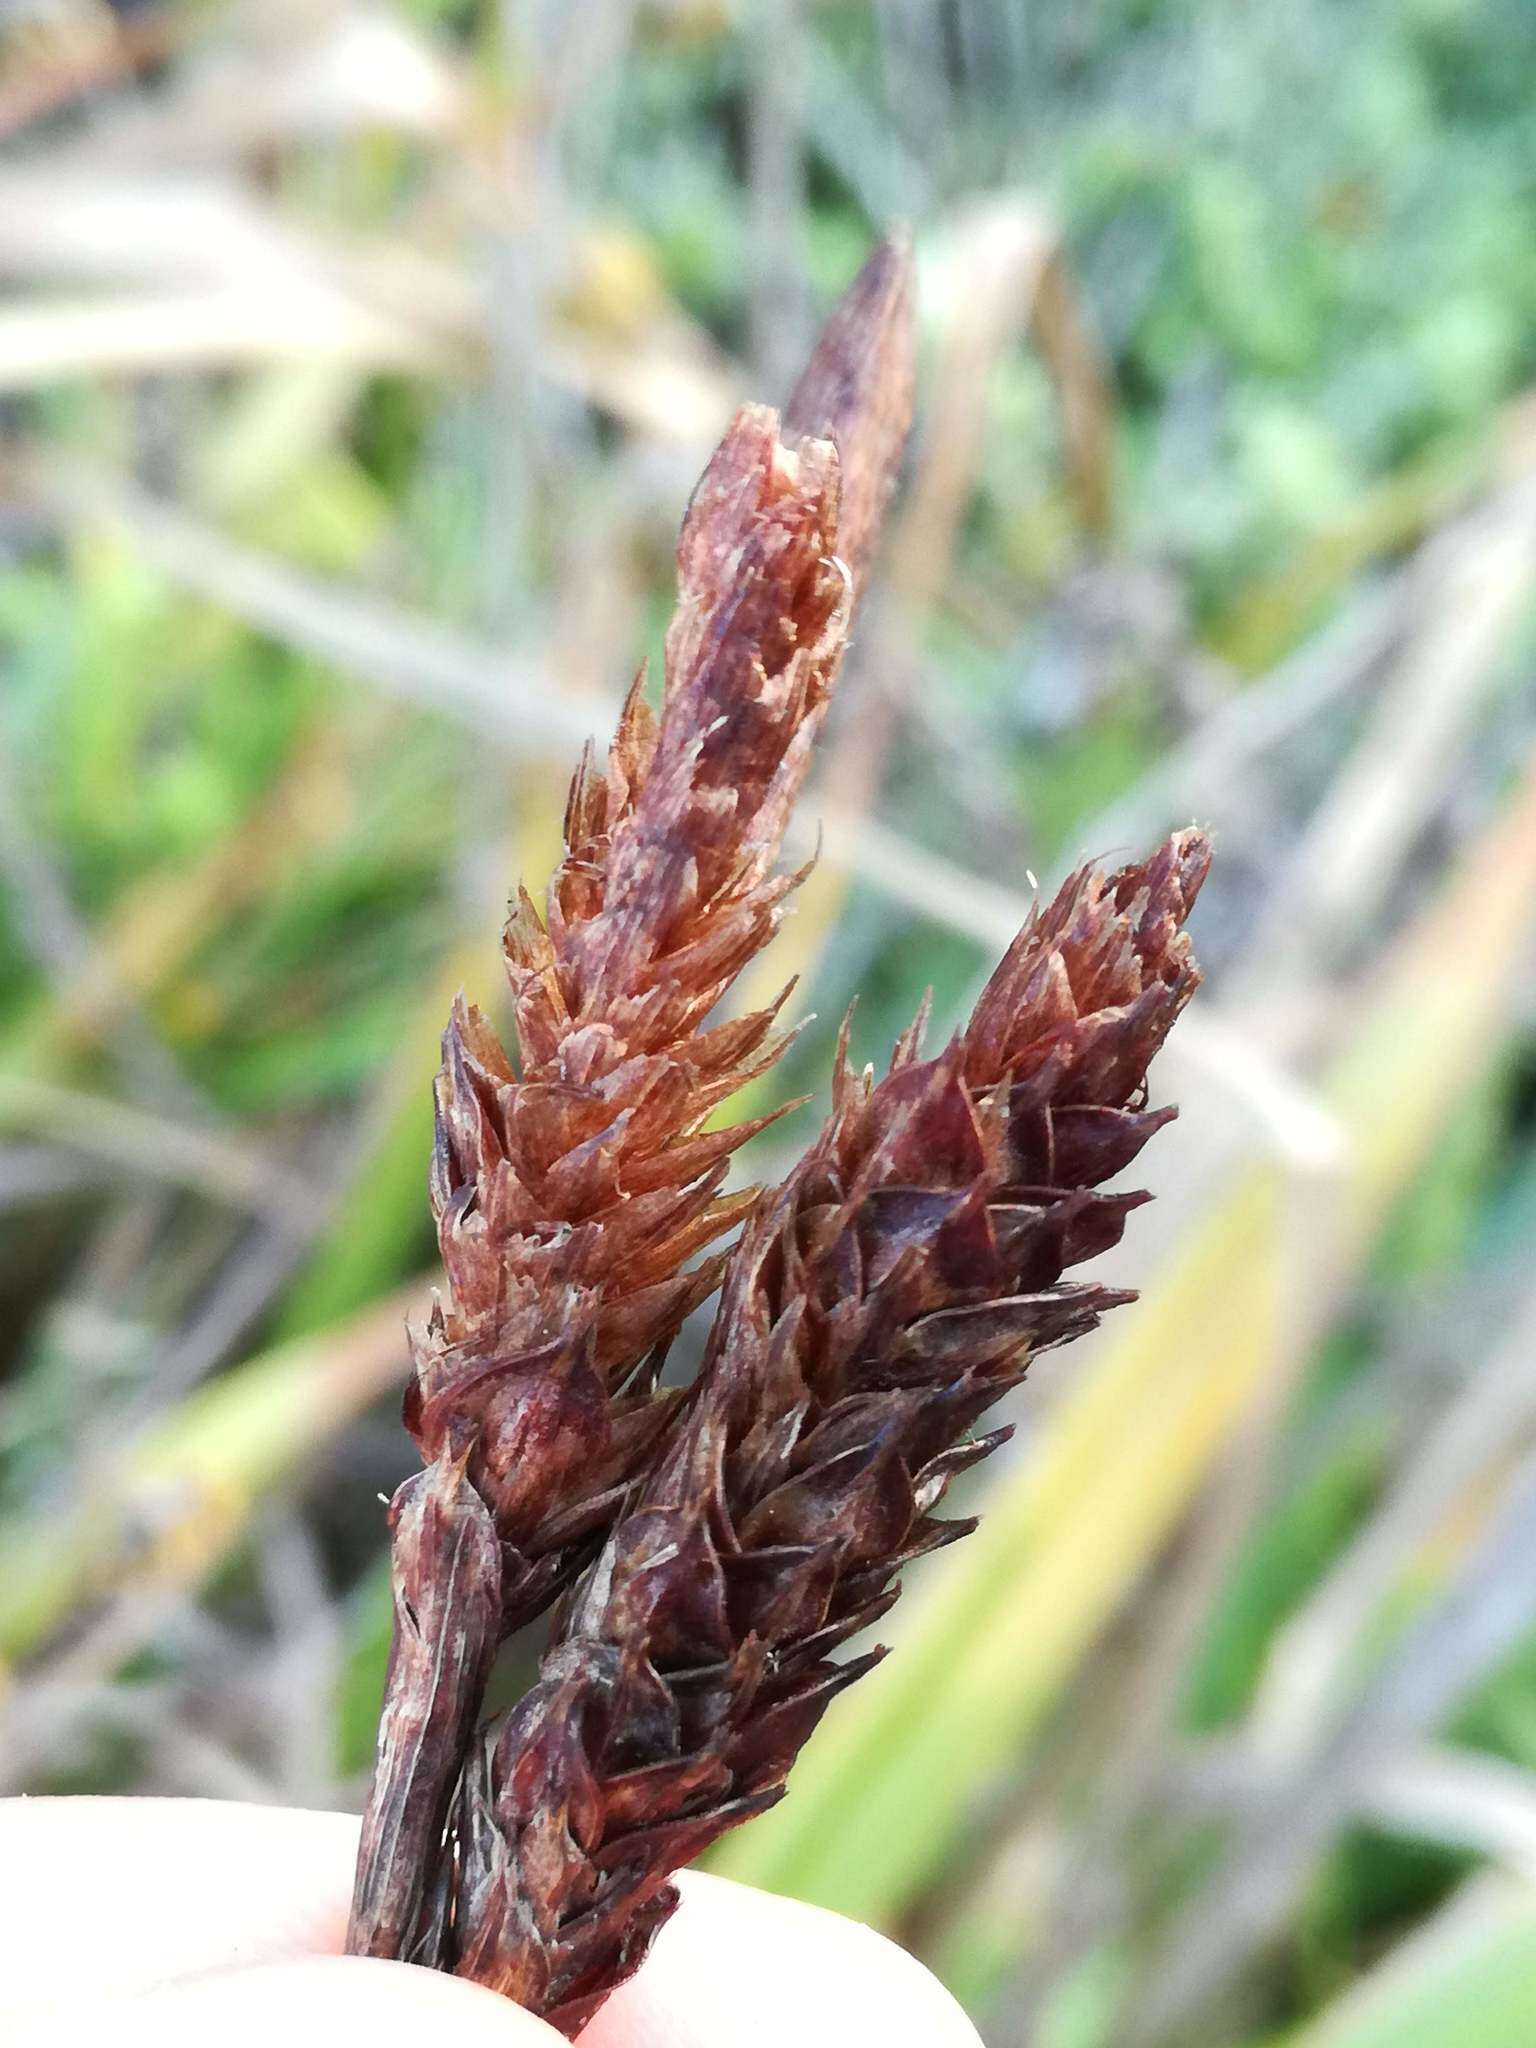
4 1 1536 2042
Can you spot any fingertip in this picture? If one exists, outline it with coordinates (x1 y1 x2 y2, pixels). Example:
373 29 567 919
0 1796 361 2001
581 1870 983 2048
12 1957 567 2048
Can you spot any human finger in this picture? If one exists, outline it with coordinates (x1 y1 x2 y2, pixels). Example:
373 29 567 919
582 1868 984 2048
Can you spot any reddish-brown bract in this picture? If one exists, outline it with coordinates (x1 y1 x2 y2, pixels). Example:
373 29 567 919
348 240 916 1969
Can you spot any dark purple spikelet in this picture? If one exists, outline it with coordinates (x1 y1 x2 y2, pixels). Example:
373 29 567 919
445 831 1210 2032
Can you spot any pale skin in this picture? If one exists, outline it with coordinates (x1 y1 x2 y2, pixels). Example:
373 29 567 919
0 1800 982 2047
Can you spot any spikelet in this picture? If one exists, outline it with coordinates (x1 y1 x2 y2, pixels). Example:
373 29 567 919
448 832 1210 2032
348 238 916 1967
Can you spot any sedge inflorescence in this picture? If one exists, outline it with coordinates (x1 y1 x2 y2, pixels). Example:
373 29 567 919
349 235 1208 2035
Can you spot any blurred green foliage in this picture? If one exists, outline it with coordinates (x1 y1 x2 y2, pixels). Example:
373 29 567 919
4 4 1536 2045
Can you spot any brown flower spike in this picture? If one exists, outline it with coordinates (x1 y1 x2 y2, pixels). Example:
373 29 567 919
349 232 1210 2033
349 240 915 1967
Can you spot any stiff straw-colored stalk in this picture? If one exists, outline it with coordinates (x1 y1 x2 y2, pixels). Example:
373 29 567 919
447 831 1209 2033
348 240 915 1966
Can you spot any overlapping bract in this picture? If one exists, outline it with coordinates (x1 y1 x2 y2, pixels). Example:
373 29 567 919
448 831 1211 2033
